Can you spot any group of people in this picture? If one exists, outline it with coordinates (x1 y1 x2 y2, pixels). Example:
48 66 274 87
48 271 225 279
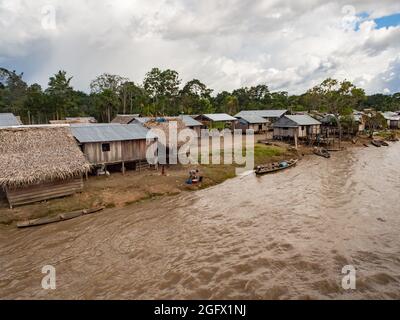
186 169 202 184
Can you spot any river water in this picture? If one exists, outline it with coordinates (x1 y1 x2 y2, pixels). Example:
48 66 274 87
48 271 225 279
1 144 400 299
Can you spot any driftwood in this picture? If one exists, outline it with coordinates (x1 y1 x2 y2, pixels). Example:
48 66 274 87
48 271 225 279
17 207 105 228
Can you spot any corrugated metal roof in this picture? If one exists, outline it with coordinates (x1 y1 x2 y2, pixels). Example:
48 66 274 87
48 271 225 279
201 113 237 121
179 115 202 127
274 115 321 127
0 113 21 127
382 112 400 121
286 115 321 125
236 114 268 124
70 123 155 143
235 110 287 118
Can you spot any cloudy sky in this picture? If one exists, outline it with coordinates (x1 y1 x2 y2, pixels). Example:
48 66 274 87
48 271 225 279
1 0 399 94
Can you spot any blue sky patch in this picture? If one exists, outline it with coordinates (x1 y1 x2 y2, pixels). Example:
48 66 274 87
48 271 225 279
374 13 400 29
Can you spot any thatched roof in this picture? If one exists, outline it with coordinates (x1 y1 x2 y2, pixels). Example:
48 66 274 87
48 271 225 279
0 126 91 188
141 117 187 147
49 117 97 124
111 114 140 124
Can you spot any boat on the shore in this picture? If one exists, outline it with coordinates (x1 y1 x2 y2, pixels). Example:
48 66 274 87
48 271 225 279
371 140 383 147
313 147 331 158
255 159 298 175
17 207 105 228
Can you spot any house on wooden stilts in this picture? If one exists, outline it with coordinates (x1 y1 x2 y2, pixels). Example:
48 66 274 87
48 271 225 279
70 123 157 173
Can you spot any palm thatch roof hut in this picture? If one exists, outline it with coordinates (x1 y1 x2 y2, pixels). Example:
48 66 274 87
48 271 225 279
139 117 187 148
0 126 91 208
136 117 189 164
111 114 140 124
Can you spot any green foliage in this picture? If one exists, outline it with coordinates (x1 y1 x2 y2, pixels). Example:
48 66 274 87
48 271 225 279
0 67 399 125
45 70 75 120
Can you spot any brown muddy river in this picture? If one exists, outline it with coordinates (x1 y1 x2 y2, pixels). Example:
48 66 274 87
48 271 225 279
1 143 400 299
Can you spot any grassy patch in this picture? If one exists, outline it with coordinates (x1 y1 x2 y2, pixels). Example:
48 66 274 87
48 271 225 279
376 130 399 139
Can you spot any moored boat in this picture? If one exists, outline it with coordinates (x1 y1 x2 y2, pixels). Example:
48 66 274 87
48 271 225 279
371 140 382 147
313 148 331 158
255 159 298 175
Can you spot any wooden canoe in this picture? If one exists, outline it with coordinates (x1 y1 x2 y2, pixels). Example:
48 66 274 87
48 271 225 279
255 159 298 175
371 140 382 147
313 148 331 158
17 207 105 228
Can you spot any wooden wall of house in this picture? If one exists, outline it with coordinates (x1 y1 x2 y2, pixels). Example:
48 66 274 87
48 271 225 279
273 127 296 138
5 177 83 208
82 139 154 165
274 125 321 138
235 122 267 133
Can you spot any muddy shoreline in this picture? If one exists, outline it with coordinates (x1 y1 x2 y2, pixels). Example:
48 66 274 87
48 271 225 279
0 133 390 226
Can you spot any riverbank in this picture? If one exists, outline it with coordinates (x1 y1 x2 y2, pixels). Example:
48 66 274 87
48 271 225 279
0 142 296 225
0 131 395 226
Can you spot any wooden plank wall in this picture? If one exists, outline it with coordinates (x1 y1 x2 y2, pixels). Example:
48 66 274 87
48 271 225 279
6 177 83 208
82 139 153 165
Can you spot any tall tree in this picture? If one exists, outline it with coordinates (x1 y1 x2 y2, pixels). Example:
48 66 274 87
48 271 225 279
119 81 149 115
0 68 28 114
46 70 75 120
90 73 127 122
309 78 366 146
23 84 47 124
179 79 213 114
143 68 181 114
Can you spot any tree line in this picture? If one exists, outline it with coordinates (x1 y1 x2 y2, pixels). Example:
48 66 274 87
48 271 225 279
0 67 399 124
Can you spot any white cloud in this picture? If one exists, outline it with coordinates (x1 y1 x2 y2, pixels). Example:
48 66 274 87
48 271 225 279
0 0 399 94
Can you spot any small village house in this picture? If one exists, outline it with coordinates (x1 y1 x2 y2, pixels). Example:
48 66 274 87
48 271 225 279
382 112 400 129
179 115 203 136
0 126 90 208
235 114 268 133
111 114 141 124
273 115 321 140
0 113 22 127
234 110 287 129
352 111 366 132
137 117 188 164
195 113 237 130
70 123 157 172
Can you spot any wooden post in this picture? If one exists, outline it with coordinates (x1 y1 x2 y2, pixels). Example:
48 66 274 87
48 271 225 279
294 130 298 150
122 162 125 175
